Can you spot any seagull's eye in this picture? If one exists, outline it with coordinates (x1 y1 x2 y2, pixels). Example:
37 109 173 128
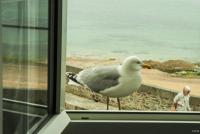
136 61 141 64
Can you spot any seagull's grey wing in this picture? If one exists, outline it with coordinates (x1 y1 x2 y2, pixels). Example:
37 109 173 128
79 66 120 92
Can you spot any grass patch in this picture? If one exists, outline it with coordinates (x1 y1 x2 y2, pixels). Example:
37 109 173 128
173 71 200 78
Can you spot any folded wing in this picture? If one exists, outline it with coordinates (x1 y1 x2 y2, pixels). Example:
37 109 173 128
79 66 120 92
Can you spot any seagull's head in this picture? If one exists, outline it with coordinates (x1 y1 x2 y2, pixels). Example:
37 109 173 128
122 56 143 71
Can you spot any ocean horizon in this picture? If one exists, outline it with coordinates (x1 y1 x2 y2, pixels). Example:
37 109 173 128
67 0 200 62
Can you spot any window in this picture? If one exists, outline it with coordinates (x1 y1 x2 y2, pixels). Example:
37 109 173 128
66 0 200 112
1 0 200 133
0 2 2 132
1 0 48 133
63 1 200 133
0 0 63 133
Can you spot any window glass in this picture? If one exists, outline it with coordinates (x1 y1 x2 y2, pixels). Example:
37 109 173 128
66 0 200 112
0 1 2 132
1 0 48 133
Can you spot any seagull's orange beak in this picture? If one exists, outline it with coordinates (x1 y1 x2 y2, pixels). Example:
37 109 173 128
141 63 152 69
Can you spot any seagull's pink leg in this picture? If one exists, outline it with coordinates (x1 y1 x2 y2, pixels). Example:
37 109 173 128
117 97 121 110
107 96 110 110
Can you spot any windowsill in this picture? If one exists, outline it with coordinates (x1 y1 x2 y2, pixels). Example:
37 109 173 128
38 111 71 134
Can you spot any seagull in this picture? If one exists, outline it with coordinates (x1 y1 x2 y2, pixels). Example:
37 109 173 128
66 56 147 110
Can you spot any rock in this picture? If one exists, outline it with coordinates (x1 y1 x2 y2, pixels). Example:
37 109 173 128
108 58 116 61
143 60 161 69
159 60 195 73
194 67 200 72
176 71 187 75
144 59 195 73
170 74 176 77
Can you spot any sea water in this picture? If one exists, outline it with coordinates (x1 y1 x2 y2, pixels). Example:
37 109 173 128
67 0 200 62
2 0 200 62
1 0 48 63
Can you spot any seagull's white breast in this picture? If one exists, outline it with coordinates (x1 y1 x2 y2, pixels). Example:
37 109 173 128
100 71 142 97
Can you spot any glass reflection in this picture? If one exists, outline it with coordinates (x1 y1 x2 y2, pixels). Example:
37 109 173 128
1 0 48 133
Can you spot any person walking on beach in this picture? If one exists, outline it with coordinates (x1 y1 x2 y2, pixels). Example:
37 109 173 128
172 85 191 111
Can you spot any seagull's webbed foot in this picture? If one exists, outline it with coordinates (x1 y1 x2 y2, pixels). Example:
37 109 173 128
92 92 99 102
84 85 99 102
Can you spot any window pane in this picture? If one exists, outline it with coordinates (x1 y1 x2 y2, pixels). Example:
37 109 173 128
0 2 2 132
1 0 48 133
66 0 200 112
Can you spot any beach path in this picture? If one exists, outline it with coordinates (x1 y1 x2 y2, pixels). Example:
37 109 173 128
141 69 200 96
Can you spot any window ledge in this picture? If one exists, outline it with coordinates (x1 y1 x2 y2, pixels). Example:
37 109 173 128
38 111 71 134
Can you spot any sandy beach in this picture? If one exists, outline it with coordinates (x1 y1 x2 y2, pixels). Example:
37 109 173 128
66 56 200 96
3 63 47 90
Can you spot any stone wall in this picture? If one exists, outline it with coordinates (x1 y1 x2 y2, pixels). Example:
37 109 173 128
66 65 200 111
139 84 200 111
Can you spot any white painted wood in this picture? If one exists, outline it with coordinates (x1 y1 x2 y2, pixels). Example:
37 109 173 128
38 111 71 134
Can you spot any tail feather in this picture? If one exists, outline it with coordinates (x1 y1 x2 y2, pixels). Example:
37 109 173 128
66 72 83 86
